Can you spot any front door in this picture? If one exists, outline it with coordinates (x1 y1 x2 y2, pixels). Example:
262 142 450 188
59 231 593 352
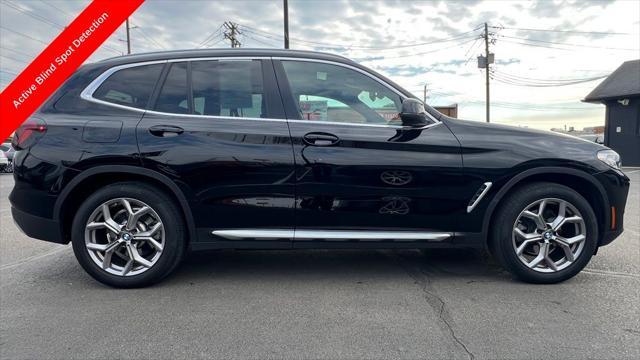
274 59 466 244
137 59 296 246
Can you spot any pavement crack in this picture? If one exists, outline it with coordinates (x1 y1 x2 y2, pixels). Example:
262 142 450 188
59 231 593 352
385 252 475 360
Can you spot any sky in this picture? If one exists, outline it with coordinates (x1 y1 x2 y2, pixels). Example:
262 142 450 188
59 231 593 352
1 0 639 130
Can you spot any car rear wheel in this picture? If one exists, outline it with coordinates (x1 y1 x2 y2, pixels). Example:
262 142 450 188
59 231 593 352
71 182 186 288
491 182 598 283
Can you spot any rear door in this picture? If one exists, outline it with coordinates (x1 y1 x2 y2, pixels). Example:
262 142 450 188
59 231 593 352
136 58 296 246
273 59 466 244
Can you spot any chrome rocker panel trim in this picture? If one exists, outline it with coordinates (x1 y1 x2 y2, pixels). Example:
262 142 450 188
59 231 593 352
212 229 452 242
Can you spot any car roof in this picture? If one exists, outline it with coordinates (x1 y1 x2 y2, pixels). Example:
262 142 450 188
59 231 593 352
96 48 356 67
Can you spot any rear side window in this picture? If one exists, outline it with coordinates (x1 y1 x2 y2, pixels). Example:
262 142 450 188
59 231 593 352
93 64 163 109
155 62 190 114
152 59 266 118
191 60 265 118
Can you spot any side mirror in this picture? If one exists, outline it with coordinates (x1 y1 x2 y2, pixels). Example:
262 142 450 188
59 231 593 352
400 99 430 127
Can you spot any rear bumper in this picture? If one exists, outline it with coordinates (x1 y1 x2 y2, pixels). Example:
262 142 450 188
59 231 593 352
11 206 65 244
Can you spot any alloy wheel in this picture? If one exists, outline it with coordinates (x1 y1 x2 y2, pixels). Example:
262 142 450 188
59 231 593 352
84 198 165 276
512 198 586 273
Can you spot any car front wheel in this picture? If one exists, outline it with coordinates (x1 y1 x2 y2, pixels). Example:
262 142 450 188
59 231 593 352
491 182 598 284
71 182 186 288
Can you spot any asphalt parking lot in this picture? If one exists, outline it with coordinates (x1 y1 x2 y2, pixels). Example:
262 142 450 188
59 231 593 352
1 170 638 360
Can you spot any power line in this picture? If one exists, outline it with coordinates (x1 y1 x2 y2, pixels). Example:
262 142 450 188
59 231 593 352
0 46 35 60
355 37 477 61
497 38 573 51
491 26 631 36
0 54 28 64
463 37 482 65
197 24 224 48
492 70 609 83
201 37 226 48
38 0 74 17
240 23 483 50
0 25 122 56
463 100 599 111
490 71 607 87
132 24 166 50
244 34 280 48
0 69 19 76
199 34 225 48
498 34 639 51
3 1 66 30
0 25 49 45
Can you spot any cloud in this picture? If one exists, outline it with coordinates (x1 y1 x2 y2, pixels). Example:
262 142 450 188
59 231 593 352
0 0 637 130
495 58 521 66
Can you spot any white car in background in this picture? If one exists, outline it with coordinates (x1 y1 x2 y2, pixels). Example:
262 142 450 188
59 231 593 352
0 151 9 173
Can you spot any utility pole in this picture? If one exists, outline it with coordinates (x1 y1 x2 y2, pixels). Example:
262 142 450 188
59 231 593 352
223 22 241 48
125 18 131 54
423 83 428 104
283 0 290 49
483 22 491 123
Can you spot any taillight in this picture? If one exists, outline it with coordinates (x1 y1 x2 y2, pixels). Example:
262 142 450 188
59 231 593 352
12 118 47 150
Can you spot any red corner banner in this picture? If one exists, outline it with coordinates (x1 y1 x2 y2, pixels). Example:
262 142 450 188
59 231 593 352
0 0 145 141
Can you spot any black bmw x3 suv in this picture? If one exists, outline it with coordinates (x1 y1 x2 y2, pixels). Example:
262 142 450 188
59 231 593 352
10 49 629 287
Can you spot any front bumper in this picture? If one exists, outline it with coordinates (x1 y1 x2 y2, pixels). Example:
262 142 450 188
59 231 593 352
594 168 630 246
11 206 65 244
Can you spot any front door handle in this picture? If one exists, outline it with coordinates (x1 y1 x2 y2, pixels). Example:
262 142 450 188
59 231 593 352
149 125 184 137
302 132 340 146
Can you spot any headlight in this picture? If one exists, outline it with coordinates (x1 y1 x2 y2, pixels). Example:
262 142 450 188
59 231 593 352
597 149 621 169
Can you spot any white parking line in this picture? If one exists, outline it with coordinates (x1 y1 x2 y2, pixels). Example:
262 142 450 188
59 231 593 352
582 268 640 279
0 246 68 271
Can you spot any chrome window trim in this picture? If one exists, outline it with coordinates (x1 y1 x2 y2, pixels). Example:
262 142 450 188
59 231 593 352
273 56 440 125
80 59 168 112
273 57 407 98
212 229 452 242
80 55 442 129
466 182 493 213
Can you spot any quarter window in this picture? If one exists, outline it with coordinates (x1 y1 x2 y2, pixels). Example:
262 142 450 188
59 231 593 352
281 61 402 124
93 63 163 109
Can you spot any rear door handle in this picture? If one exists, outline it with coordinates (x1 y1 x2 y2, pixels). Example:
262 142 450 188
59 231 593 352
302 132 340 146
149 125 184 137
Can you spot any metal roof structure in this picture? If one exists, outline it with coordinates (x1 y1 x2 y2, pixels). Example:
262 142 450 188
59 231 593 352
584 59 640 103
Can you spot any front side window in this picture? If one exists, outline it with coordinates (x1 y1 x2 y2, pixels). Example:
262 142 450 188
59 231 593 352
93 63 163 109
281 61 402 124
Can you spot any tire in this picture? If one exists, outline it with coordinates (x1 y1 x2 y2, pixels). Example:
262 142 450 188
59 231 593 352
71 182 186 288
490 182 598 284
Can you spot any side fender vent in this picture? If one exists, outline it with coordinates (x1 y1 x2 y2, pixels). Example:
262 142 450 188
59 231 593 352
467 182 492 213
